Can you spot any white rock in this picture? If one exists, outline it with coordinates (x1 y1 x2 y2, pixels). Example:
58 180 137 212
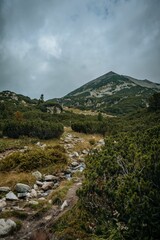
0 219 16 236
36 181 43 186
72 151 79 157
82 149 89 154
6 191 18 201
60 200 68 211
32 171 42 180
34 184 38 190
30 189 37 198
38 197 45 201
29 200 39 205
71 161 79 167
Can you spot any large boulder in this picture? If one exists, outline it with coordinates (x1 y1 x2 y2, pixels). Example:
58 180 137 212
0 219 16 236
15 183 31 193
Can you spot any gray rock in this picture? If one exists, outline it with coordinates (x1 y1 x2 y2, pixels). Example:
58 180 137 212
32 171 42 180
0 200 6 209
41 182 54 191
6 191 18 201
0 219 16 236
17 192 28 198
71 161 79 167
44 175 58 182
0 187 11 193
36 181 43 186
30 189 37 198
15 183 31 193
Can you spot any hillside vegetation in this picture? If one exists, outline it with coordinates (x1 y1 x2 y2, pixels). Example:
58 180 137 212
52 101 160 239
57 71 160 115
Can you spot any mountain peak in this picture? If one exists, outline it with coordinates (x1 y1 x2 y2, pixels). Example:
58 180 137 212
61 71 160 115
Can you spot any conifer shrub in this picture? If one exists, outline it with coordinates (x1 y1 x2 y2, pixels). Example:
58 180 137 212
0 145 67 172
3 120 64 139
71 121 108 135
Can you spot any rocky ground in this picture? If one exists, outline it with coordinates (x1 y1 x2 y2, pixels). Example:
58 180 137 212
0 129 105 239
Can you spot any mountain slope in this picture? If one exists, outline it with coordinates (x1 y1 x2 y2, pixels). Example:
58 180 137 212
61 71 160 115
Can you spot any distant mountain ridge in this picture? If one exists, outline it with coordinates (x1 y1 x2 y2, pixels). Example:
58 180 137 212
60 71 160 115
0 71 160 115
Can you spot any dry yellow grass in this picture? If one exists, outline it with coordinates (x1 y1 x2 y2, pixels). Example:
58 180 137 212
64 107 114 117
0 172 35 188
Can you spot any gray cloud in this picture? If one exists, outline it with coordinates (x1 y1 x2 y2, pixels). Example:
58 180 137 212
0 0 160 99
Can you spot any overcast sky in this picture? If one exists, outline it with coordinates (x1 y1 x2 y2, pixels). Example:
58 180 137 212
0 0 160 99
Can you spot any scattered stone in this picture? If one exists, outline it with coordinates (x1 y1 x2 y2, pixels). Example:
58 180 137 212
6 191 18 201
48 200 52 204
36 181 43 186
29 200 39 205
0 219 16 236
30 189 37 198
36 141 41 146
12 206 24 211
71 161 79 167
15 183 31 193
98 139 105 145
32 171 42 180
41 182 54 191
44 175 58 182
0 187 11 193
0 200 7 209
72 151 79 157
82 149 89 154
17 192 28 199
41 144 46 149
44 215 52 221
38 197 45 201
60 200 68 211
34 184 39 190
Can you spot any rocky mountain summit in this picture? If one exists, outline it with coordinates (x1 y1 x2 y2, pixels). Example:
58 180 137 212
59 71 160 114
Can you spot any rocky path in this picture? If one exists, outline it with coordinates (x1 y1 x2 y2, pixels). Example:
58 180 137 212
0 129 105 239
5 181 82 240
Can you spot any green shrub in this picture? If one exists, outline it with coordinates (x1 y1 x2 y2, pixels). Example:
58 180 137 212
3 120 64 139
0 145 67 172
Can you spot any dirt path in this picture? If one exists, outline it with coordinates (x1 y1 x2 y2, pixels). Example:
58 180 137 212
4 180 82 240
1 129 104 240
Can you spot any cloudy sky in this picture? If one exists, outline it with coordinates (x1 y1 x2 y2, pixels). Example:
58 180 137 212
0 0 160 99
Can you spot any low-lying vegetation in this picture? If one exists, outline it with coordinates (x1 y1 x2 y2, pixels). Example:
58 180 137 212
52 108 160 240
3 120 64 139
0 145 68 172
